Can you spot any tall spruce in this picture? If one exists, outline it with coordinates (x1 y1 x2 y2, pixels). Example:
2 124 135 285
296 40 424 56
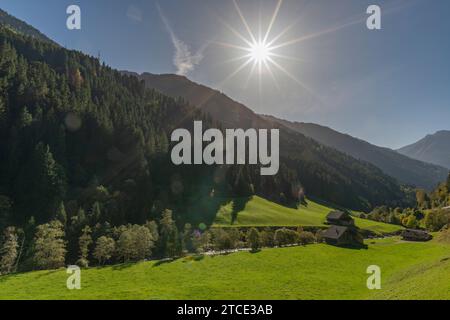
77 226 92 268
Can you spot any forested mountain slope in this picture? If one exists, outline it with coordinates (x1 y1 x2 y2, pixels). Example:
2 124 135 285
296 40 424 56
129 72 411 210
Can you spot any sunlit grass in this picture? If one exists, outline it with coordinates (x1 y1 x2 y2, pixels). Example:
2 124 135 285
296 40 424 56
214 196 402 234
1 237 448 300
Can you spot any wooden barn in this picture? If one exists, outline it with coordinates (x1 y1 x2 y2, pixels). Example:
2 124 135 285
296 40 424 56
322 211 364 247
325 211 355 227
401 229 432 242
322 225 364 247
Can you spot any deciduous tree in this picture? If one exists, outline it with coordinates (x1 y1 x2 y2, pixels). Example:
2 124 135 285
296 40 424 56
93 236 115 265
0 227 19 274
33 221 66 270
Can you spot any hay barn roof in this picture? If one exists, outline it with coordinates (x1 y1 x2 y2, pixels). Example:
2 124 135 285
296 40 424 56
323 225 348 240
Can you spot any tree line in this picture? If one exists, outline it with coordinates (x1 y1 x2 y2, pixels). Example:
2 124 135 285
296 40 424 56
0 207 320 275
365 173 450 231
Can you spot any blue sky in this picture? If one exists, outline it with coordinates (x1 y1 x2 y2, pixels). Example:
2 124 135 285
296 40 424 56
1 0 449 149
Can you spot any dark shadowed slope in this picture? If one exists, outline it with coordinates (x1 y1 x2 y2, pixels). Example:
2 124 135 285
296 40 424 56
397 131 450 170
263 117 448 190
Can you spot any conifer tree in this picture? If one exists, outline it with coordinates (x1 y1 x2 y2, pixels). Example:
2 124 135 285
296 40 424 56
77 226 92 268
159 210 182 258
56 201 67 226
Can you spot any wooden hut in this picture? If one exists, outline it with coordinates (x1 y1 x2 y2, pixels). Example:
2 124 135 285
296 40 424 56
401 229 432 242
322 211 364 247
326 211 355 227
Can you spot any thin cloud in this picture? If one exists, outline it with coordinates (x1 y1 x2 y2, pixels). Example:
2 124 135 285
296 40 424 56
127 5 143 23
156 4 205 76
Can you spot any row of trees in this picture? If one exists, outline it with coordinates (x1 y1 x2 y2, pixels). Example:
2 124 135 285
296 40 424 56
0 209 178 274
183 227 317 253
0 212 320 275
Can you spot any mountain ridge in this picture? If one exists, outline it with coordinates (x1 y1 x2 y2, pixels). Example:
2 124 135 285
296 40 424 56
263 115 448 190
128 71 447 191
124 72 410 210
397 130 450 170
122 71 260 129
0 8 56 45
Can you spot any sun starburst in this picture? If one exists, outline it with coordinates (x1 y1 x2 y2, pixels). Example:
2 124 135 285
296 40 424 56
213 0 412 105
217 0 308 91
249 41 272 64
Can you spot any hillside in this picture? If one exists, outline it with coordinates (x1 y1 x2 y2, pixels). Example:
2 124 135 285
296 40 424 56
1 238 449 300
0 11 419 277
123 72 258 129
128 72 410 211
214 196 402 234
0 8 55 45
398 130 450 170
263 116 448 190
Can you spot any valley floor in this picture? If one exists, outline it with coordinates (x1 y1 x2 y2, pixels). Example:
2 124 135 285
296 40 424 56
1 237 449 300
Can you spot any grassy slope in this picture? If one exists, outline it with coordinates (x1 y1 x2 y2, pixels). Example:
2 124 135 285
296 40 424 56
1 238 449 300
214 196 402 234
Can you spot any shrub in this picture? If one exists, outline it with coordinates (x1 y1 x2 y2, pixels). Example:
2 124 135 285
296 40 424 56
424 210 449 232
246 228 260 252
315 230 324 243
274 228 299 246
260 229 275 247
211 229 234 251
298 231 316 245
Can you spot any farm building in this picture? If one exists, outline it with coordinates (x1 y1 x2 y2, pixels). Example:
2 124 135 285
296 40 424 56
322 211 364 247
325 211 355 227
322 225 364 247
401 229 432 242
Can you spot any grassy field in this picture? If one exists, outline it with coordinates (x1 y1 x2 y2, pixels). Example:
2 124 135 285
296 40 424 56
214 196 402 234
1 237 449 300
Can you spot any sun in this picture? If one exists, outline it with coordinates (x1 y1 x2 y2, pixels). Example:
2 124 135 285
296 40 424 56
249 41 271 64
216 0 309 90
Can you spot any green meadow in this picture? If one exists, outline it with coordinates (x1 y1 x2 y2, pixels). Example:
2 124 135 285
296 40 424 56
214 196 402 234
1 237 449 300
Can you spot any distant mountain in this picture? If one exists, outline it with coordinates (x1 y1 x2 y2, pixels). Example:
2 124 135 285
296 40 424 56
262 117 448 190
0 8 56 44
397 131 450 170
128 72 411 210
